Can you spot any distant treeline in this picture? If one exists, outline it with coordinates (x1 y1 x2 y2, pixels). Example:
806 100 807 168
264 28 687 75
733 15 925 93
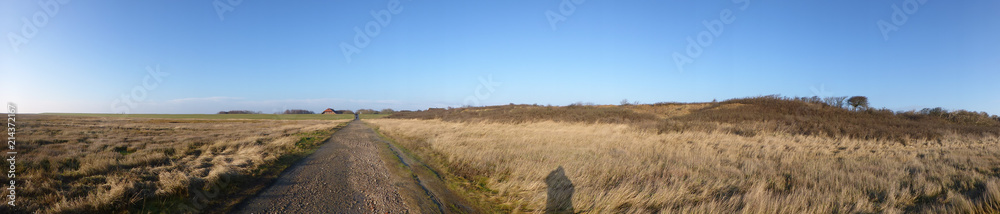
217 110 262 114
357 108 396 114
282 109 315 114
217 108 400 115
216 109 314 114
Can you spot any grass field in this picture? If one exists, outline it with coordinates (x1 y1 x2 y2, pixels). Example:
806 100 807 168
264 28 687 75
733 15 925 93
2 115 349 213
371 97 1000 213
43 113 390 120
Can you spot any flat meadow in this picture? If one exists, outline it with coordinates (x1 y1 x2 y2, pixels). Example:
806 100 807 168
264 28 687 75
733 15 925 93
3 114 349 213
370 97 1000 213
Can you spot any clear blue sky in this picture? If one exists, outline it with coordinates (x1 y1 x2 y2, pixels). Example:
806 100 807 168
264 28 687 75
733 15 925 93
2 1 998 114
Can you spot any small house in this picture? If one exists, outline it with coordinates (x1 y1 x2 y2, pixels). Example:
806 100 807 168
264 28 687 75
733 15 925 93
322 108 345 114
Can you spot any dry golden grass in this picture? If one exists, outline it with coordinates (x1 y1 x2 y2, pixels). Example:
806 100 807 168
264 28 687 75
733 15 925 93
368 119 1000 213
388 97 1000 143
4 115 347 213
624 102 711 119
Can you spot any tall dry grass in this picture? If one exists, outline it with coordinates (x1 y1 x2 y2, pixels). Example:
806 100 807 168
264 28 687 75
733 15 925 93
3 115 347 213
368 118 1000 213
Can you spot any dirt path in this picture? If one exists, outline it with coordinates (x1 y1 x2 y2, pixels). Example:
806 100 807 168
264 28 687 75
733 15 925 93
231 120 466 213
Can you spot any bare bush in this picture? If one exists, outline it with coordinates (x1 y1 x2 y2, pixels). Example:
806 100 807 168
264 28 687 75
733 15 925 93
823 96 848 108
356 109 378 114
848 96 870 110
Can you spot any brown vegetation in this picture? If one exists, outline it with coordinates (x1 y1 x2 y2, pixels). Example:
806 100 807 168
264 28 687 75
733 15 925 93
358 108 399 114
387 103 660 124
2 115 347 213
388 96 1000 143
373 97 1000 213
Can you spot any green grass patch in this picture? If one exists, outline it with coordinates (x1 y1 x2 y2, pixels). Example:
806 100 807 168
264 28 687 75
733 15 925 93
112 146 135 156
292 130 333 150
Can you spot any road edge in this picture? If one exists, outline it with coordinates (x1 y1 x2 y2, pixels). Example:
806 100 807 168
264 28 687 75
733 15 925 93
365 121 482 214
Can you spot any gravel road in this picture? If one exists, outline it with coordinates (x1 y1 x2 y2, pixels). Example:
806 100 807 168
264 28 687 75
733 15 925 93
231 120 420 213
